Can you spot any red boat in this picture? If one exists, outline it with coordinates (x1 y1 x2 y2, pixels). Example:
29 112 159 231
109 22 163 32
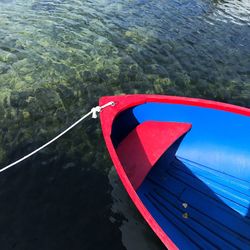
100 94 250 249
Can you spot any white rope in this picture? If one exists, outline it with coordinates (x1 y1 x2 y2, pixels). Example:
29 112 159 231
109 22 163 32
0 101 114 173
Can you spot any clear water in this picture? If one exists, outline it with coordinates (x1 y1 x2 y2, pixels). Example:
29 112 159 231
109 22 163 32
0 0 249 249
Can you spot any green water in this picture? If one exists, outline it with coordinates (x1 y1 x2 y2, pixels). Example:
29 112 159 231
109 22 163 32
0 0 249 249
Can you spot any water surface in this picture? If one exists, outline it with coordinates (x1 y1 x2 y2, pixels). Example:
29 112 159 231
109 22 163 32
0 0 249 249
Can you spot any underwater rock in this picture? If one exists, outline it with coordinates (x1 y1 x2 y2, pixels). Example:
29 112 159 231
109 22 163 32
56 84 74 108
31 0 65 12
0 62 10 74
80 70 94 82
35 88 62 111
0 49 18 64
12 58 34 77
22 111 30 120
10 91 32 109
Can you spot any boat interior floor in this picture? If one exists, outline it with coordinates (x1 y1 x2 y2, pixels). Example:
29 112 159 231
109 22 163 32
137 156 250 249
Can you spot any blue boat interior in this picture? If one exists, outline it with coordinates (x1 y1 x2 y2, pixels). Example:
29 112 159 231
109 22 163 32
111 102 250 249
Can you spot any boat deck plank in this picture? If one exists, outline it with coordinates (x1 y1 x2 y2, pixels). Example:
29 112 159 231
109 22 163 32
137 157 250 249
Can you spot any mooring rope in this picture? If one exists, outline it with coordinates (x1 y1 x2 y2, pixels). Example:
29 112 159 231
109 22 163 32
0 101 114 173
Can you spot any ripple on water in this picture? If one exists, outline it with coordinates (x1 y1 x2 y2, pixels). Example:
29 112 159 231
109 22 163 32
0 0 250 249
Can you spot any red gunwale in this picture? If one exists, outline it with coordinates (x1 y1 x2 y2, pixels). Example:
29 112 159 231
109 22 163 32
99 94 250 250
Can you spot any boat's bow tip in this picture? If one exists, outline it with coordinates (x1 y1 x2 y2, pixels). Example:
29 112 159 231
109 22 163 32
99 95 115 106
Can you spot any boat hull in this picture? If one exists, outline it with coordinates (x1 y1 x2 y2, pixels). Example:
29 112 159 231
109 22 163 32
99 95 250 249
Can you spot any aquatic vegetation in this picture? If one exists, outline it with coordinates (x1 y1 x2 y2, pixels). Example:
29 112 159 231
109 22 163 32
0 0 249 166
0 0 249 247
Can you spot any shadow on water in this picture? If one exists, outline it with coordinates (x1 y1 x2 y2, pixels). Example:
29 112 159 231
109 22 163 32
0 151 126 250
108 168 165 250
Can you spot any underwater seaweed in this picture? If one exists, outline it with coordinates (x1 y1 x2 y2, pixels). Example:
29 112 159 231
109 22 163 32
0 0 249 249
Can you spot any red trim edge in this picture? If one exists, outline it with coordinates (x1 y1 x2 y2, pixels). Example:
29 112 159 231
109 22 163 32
99 94 250 250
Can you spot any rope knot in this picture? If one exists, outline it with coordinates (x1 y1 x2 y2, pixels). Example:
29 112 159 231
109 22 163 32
91 106 101 119
91 101 115 119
